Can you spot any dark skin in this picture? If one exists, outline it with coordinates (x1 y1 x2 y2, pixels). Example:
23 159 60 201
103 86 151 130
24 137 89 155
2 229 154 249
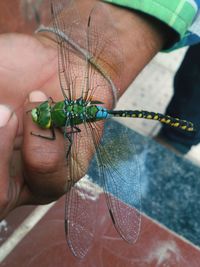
0 0 171 219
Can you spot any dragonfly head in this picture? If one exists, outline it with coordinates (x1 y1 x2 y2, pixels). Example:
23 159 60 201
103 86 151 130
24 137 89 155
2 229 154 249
30 101 52 129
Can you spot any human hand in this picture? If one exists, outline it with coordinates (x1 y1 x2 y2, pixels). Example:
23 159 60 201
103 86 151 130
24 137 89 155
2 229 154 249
0 33 71 219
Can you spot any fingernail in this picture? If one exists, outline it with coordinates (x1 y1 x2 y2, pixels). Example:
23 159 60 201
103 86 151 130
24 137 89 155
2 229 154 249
0 105 13 128
29 90 48 102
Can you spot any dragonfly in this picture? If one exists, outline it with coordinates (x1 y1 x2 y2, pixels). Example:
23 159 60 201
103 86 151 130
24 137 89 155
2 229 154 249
31 0 195 258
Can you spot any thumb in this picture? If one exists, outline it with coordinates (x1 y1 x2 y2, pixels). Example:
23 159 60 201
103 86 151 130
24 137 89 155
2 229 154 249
0 105 18 218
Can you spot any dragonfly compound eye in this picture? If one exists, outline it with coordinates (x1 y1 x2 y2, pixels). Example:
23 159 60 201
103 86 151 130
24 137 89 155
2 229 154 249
31 108 38 123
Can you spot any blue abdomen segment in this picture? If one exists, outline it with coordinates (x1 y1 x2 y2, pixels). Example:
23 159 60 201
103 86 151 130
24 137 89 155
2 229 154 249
96 106 109 119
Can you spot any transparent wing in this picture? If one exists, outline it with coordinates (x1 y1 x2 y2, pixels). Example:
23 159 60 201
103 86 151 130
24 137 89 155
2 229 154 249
88 120 141 244
85 2 123 104
51 0 89 100
65 182 98 259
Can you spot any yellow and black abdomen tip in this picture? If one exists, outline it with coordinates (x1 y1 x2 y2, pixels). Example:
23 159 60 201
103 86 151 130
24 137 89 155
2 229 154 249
108 110 195 132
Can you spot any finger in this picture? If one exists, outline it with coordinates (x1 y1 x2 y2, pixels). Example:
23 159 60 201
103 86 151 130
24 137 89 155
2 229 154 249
0 105 18 214
22 91 68 202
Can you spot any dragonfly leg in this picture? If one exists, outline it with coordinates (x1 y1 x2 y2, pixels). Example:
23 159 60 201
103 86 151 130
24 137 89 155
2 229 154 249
64 126 81 158
67 126 81 135
31 127 56 140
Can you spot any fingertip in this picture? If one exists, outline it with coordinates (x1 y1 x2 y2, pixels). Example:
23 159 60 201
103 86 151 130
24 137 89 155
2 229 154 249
24 90 48 120
28 90 48 102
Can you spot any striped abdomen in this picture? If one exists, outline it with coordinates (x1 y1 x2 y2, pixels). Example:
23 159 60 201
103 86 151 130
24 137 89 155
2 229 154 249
108 110 195 132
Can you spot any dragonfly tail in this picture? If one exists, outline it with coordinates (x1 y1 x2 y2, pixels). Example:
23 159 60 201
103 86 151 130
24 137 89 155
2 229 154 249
108 110 195 132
